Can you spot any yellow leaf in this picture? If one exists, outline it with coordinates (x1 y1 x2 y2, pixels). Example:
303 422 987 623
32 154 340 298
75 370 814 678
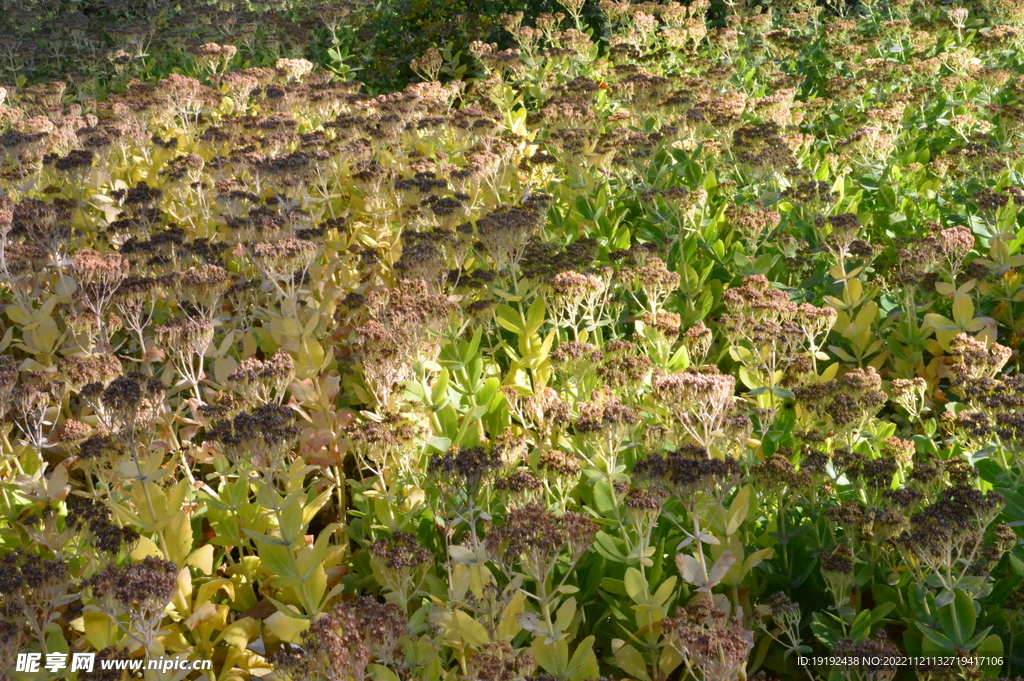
742 548 774 576
824 295 848 311
854 301 877 331
468 562 490 601
819 362 840 382
214 355 238 387
131 481 163 527
184 601 221 630
46 463 69 501
270 315 302 352
454 610 490 647
966 316 995 333
186 545 216 575
299 564 328 614
207 330 236 358
160 625 192 654
868 350 890 370
726 486 750 535
83 612 115 650
498 591 525 640
568 636 599 681
652 576 677 609
130 535 163 560
957 279 977 295
845 278 863 306
297 340 326 379
5 305 29 326
495 304 522 334
196 578 236 606
449 564 470 603
952 292 974 327
32 316 61 354
977 325 998 346
215 617 261 651
264 611 309 644
173 567 193 615
936 328 958 352
165 509 194 565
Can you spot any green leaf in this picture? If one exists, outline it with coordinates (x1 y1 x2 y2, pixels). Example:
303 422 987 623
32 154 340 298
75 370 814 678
567 636 599 681
938 589 976 647
917 623 956 651
600 577 626 596
870 602 896 626
850 608 873 642
462 326 483 365
667 343 690 371
773 403 796 436
976 634 1004 672
810 612 840 648
593 531 627 561
554 597 577 635
652 576 677 608
592 479 616 515
613 642 652 681
526 296 547 335
242 528 290 547
495 304 522 334
974 459 1007 485
366 665 400 681
624 568 646 603
961 626 993 651
996 487 1024 521
934 588 955 609
426 436 451 453
431 369 450 407
532 638 569 676
258 543 300 579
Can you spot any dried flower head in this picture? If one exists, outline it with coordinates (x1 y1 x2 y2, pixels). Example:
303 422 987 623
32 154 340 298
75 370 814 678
651 368 736 448
83 556 177 647
227 348 295 405
663 600 754 681
206 403 300 471
274 596 407 681
485 503 597 581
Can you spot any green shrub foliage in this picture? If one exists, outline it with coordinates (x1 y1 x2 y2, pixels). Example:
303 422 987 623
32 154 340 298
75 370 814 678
5 1 1024 680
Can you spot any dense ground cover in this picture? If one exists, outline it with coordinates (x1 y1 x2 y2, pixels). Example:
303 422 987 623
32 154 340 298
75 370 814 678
7 0 1024 680
0 0 573 94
